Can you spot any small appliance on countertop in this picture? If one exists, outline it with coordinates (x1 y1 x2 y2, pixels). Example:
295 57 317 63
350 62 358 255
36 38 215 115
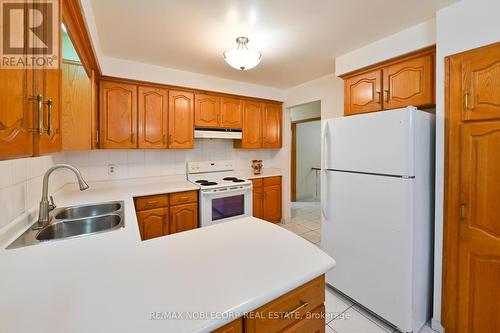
187 160 252 227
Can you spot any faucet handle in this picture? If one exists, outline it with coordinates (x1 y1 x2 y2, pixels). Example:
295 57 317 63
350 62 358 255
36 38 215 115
49 195 56 211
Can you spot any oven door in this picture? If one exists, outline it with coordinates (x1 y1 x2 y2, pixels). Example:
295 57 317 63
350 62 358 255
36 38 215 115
200 186 252 227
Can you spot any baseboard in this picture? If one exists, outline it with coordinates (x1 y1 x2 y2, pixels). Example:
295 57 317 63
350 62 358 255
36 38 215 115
431 318 445 333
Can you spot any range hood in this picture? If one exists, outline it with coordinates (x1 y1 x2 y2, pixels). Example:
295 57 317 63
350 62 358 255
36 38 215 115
194 127 242 139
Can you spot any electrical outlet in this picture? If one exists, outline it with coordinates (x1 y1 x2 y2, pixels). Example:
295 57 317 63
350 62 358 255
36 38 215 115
108 164 116 175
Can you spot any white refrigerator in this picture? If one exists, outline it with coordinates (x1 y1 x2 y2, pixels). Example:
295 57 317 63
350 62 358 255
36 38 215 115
321 107 435 333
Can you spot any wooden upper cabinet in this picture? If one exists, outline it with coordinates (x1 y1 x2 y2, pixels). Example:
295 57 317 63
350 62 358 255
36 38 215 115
221 97 242 128
344 69 382 116
99 81 137 149
382 54 434 110
262 103 282 148
61 61 92 150
461 43 500 121
194 94 220 128
36 67 63 155
138 86 168 149
0 67 33 160
168 90 194 149
170 202 198 234
342 46 436 116
236 101 262 148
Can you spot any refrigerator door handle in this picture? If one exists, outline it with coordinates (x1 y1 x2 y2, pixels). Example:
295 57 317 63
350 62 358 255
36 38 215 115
321 170 328 220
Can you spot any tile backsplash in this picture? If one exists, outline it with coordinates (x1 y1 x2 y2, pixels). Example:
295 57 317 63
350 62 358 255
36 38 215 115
0 153 67 230
66 139 281 182
0 139 280 230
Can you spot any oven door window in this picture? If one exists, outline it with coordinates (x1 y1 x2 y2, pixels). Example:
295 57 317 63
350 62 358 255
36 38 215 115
212 195 245 221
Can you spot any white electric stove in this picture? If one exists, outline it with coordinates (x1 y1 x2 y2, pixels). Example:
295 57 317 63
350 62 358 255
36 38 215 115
187 161 252 227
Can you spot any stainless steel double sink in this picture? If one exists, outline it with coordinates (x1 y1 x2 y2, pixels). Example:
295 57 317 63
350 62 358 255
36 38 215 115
7 201 125 249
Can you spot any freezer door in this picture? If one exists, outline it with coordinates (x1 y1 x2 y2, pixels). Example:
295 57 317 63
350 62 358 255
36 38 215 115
324 107 415 177
321 170 414 331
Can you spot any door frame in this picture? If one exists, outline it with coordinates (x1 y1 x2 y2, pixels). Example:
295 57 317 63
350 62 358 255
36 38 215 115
290 117 321 202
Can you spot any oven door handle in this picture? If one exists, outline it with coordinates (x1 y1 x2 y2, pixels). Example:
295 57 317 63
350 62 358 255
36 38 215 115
201 187 251 195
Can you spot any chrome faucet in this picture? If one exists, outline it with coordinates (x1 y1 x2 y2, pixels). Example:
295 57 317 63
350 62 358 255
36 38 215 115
33 164 89 230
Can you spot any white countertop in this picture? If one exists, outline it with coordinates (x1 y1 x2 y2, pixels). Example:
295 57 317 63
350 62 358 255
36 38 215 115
235 167 282 179
0 176 334 333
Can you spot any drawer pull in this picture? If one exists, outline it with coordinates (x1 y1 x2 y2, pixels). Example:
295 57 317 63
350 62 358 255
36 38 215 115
281 301 309 319
179 196 188 202
145 201 158 207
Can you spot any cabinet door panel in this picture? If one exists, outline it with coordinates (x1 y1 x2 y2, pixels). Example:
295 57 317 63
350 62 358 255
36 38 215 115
462 43 500 121
344 69 382 116
0 67 33 159
138 86 168 149
61 61 92 150
137 207 169 240
253 189 263 219
383 54 434 110
262 103 282 148
195 94 220 128
168 90 194 149
170 203 198 234
36 67 63 155
237 101 262 148
220 97 242 129
263 183 281 223
458 122 500 332
99 81 137 148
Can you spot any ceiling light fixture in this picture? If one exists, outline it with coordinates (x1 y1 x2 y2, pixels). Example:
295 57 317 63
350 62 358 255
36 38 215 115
223 37 262 71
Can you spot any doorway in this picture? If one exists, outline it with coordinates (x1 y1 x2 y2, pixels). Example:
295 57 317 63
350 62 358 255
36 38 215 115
284 101 321 245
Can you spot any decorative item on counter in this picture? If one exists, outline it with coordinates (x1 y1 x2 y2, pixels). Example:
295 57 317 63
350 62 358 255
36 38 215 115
252 160 263 175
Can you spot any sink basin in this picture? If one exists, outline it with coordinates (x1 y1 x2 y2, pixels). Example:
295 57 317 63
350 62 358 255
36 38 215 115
6 200 125 249
55 202 121 220
36 215 122 241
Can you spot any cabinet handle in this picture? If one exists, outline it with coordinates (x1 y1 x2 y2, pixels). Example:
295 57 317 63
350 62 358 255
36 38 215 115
163 134 166 145
45 99 54 136
221 114 224 124
460 203 467 219
169 134 173 145
384 89 389 102
28 94 44 134
281 301 309 319
376 91 381 104
131 133 135 143
464 93 469 111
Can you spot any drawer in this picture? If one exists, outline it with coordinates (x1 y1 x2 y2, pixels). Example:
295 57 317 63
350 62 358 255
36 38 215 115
251 178 263 189
281 305 325 333
211 318 243 333
135 194 169 211
170 191 198 205
263 176 281 187
245 275 325 333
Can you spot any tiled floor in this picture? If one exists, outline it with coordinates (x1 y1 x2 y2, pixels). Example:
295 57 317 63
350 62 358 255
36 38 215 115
324 286 437 333
281 203 437 333
279 201 321 246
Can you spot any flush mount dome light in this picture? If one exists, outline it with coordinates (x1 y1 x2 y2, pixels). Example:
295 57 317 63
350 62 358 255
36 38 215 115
223 37 262 71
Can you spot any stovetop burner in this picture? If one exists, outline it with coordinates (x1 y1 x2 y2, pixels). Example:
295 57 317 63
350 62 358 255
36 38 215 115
195 180 209 183
199 181 218 186
232 179 245 183
222 177 238 181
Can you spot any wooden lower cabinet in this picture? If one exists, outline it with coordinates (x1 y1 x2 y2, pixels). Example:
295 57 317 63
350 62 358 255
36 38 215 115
211 318 243 333
170 203 198 234
134 191 198 240
137 207 169 241
211 275 325 333
252 177 282 223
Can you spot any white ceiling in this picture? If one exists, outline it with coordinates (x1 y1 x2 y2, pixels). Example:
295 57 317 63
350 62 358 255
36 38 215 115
90 0 452 88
